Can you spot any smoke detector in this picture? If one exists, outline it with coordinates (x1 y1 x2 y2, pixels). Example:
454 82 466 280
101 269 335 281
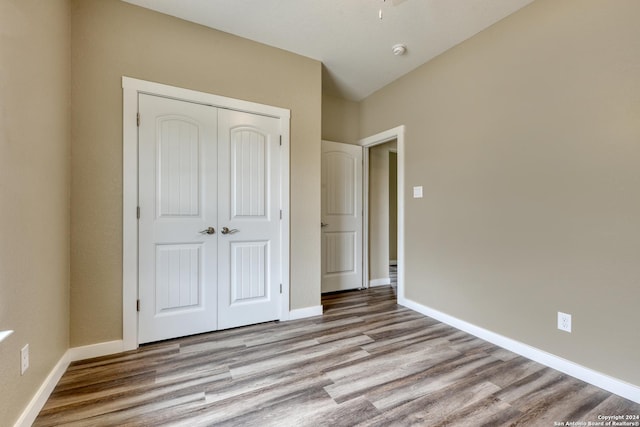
392 44 407 56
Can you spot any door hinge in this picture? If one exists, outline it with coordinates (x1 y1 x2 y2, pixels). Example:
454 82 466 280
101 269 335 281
280 209 282 220
136 112 140 127
137 206 140 219
280 284 282 294
279 135 282 146
136 299 140 312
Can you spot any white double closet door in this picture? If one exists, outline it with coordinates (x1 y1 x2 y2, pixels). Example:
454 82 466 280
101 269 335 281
138 94 282 344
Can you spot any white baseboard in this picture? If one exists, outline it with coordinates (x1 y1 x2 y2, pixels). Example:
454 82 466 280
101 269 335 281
400 297 640 404
369 278 391 287
66 340 124 362
289 305 323 320
14 340 125 427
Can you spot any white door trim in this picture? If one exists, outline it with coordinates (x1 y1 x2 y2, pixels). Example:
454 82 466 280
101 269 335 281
359 126 405 304
122 76 290 351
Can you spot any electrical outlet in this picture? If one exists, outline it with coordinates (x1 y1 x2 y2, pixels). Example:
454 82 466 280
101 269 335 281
558 312 572 333
21 344 29 375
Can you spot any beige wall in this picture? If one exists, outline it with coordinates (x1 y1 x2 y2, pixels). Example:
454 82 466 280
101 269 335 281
70 0 321 346
0 0 71 424
322 93 360 145
361 0 640 386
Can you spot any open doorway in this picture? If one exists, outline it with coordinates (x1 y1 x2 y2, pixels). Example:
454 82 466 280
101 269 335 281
367 140 397 292
389 150 398 290
361 126 405 304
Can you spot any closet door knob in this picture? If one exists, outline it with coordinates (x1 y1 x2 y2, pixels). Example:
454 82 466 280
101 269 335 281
221 227 239 235
199 227 216 235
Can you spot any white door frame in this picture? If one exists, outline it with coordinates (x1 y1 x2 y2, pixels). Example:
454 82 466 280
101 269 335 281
360 126 405 304
122 76 291 351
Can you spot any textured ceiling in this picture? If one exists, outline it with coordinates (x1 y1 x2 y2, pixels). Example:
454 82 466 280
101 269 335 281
123 0 535 100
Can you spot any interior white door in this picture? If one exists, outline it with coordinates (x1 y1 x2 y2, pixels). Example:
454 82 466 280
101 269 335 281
138 94 218 344
321 140 363 292
217 109 282 329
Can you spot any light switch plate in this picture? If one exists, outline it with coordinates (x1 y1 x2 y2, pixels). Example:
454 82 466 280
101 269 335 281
413 186 423 198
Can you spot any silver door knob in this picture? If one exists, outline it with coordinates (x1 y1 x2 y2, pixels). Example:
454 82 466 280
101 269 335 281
221 227 239 235
199 227 215 235
321 222 329 227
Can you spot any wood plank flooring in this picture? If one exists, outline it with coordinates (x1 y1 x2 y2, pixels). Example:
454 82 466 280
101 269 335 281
35 287 640 426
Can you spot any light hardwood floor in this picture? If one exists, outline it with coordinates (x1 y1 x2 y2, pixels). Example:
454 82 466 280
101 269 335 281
35 287 639 426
